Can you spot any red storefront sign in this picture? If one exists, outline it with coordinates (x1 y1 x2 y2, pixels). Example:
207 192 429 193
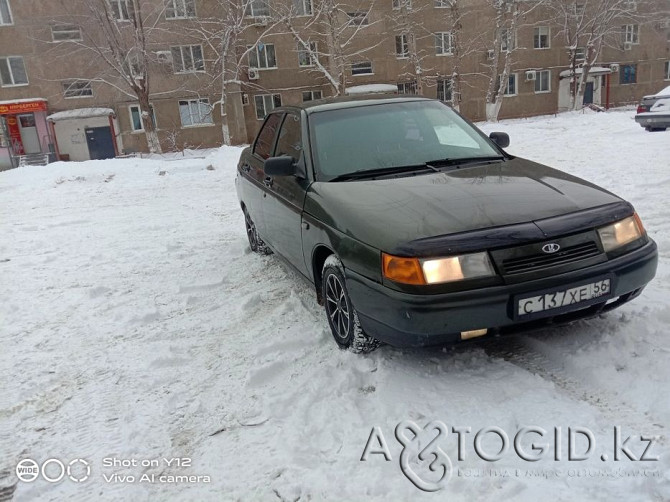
6 116 25 155
0 100 47 115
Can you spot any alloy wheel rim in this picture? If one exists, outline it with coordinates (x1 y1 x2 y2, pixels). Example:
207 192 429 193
325 274 350 340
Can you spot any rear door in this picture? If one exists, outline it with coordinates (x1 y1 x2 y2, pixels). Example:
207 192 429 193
262 112 311 275
239 112 283 238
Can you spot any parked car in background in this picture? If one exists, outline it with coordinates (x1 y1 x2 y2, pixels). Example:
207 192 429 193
236 96 658 353
635 97 670 132
635 86 670 131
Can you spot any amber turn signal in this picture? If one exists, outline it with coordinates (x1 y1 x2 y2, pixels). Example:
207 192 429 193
633 212 646 235
382 253 426 285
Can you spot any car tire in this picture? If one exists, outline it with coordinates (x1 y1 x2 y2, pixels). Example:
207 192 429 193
243 207 272 255
322 256 380 353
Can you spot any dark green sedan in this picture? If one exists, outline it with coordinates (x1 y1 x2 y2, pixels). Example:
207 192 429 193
235 96 657 352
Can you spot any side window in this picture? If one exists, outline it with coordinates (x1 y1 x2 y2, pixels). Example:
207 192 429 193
275 114 302 162
253 113 282 159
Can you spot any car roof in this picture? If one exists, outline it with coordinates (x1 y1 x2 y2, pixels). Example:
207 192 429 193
643 85 670 100
273 94 433 115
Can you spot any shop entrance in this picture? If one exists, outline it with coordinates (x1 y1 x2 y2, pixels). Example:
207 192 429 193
18 113 41 154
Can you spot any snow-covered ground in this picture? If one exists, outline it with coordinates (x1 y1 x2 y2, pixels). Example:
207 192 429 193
1 109 669 501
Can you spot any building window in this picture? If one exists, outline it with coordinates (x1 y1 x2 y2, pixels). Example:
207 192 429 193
62 80 93 98
397 81 417 94
534 70 550 93
0 56 28 86
0 0 12 25
245 0 270 17
434 0 452 7
254 94 281 120
110 0 134 21
302 90 322 102
501 28 516 51
351 61 373 75
179 98 212 126
294 0 312 16
574 47 585 63
620 64 637 84
51 24 82 41
392 0 411 9
534 27 550 49
498 73 517 96
437 79 452 102
298 41 316 67
123 54 142 78
435 32 453 56
171 45 204 73
347 11 368 26
249 43 277 69
396 34 410 58
623 24 639 44
665 61 670 80
165 0 196 19
574 3 585 15
129 105 157 131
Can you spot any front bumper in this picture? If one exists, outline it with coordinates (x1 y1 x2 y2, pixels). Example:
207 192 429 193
346 240 658 347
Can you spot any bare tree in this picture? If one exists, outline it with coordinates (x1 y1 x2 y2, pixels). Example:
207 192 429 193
386 0 432 95
282 0 380 96
550 0 663 110
184 0 285 144
433 0 487 111
45 0 166 153
483 0 548 122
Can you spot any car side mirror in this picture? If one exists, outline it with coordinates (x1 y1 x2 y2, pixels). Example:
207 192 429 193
489 132 510 149
264 156 296 177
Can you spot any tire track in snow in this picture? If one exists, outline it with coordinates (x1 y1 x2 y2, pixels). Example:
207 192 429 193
481 334 666 444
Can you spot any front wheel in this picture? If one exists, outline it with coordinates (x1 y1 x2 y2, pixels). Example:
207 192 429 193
322 256 380 353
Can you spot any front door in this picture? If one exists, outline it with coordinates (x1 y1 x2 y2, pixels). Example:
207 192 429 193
262 112 310 276
583 82 594 105
85 126 116 160
242 112 284 239
17 114 40 154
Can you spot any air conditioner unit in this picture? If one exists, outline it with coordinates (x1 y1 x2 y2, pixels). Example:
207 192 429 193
248 68 260 80
487 49 495 60
156 51 172 64
623 42 632 50
609 63 620 72
525 70 537 81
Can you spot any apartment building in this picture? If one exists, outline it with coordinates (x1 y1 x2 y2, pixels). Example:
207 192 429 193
1 0 669 169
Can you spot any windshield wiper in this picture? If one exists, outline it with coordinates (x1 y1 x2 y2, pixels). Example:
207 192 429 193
426 156 505 168
329 163 439 182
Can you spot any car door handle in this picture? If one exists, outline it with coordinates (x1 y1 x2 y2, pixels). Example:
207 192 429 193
264 176 273 188
241 163 251 173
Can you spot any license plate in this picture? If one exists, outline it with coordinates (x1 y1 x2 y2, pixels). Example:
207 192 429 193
517 278 611 317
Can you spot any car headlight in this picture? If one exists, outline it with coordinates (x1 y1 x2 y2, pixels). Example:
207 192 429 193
597 213 646 253
382 251 496 285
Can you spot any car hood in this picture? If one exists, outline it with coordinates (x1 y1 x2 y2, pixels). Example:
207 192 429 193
305 157 623 253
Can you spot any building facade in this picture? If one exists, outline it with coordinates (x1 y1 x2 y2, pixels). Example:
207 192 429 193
0 0 669 168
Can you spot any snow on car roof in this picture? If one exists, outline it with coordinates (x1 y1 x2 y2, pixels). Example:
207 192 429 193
643 85 670 99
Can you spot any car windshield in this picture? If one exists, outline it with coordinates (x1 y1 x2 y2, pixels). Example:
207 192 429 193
309 100 502 181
